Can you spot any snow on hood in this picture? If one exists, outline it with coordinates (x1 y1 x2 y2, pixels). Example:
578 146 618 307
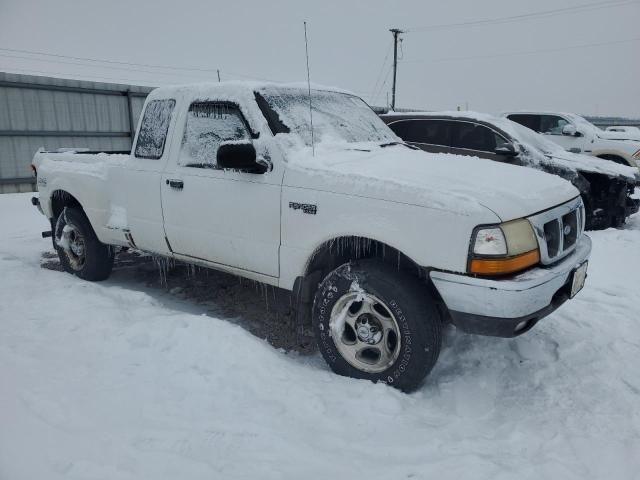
596 129 640 142
391 111 638 183
284 139 579 222
562 113 640 143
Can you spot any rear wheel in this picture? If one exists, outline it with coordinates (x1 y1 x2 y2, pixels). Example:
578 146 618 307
54 207 114 281
312 260 442 392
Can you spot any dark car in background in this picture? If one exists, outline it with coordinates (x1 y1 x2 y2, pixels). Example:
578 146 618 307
381 111 639 230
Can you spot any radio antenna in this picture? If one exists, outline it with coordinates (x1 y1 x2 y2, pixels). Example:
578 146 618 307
304 21 315 156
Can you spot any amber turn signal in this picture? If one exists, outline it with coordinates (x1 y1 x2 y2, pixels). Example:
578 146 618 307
469 249 540 276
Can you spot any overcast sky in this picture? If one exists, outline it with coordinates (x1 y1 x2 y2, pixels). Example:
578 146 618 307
1 0 638 116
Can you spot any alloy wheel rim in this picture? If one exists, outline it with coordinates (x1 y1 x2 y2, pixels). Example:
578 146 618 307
330 291 401 373
61 223 86 271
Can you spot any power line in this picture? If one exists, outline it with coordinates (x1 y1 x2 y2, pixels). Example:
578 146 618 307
0 64 287 88
0 63 373 100
368 41 393 101
0 65 165 87
371 67 391 105
402 36 640 64
406 0 638 32
369 67 392 106
0 45 223 74
0 52 209 80
0 46 286 83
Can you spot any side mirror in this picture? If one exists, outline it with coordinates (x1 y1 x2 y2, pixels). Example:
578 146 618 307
217 141 268 173
562 124 580 137
494 143 518 157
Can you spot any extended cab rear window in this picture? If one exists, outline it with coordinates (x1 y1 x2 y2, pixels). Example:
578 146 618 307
134 99 176 159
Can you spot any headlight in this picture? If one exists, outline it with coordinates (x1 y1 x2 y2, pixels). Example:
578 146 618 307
469 219 539 275
472 227 507 255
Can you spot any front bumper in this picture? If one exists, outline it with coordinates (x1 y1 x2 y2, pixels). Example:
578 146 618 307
430 235 592 338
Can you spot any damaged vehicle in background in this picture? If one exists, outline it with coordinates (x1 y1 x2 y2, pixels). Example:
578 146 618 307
504 112 640 169
382 111 639 230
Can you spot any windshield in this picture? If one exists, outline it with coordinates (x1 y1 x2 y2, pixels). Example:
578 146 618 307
564 113 601 133
256 87 397 146
502 120 563 155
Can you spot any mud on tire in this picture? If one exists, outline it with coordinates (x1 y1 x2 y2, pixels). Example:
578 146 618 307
312 260 442 392
54 207 114 281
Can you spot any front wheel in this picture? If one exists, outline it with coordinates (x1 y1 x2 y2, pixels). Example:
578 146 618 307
312 260 442 392
54 207 114 281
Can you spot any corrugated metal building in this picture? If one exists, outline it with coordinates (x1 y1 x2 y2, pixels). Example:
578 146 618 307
0 72 153 193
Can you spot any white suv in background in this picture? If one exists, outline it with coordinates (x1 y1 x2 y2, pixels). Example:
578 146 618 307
504 112 640 169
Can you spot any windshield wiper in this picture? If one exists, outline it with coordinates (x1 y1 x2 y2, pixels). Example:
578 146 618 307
380 141 418 150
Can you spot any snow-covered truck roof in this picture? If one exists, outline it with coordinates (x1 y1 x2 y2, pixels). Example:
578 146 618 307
147 81 355 101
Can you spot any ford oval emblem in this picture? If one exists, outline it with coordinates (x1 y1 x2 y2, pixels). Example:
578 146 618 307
563 225 572 235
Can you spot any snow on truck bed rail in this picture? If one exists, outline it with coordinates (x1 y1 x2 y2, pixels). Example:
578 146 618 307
35 151 128 180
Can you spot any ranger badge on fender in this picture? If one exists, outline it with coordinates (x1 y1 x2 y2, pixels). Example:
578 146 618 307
289 202 317 215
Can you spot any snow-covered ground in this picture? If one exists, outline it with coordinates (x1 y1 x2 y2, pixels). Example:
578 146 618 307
1 192 639 479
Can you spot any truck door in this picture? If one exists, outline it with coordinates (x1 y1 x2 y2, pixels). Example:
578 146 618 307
538 114 586 153
125 98 177 255
161 101 282 278
508 114 586 153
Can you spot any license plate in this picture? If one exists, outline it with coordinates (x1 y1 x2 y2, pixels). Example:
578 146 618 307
570 261 588 298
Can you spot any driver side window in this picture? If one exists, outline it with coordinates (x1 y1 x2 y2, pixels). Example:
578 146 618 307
180 102 251 168
540 115 569 135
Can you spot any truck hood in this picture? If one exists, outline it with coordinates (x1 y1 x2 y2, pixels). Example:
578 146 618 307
597 130 640 142
285 142 579 222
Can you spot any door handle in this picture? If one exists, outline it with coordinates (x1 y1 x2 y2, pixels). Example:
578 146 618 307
166 179 184 190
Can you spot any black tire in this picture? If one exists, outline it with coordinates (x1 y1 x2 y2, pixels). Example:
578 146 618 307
54 207 114 281
312 260 442 392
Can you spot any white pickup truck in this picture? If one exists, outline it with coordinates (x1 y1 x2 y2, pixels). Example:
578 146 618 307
504 112 640 169
605 125 640 139
32 82 591 391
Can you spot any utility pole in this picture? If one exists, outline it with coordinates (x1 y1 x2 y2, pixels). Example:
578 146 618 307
390 28 404 111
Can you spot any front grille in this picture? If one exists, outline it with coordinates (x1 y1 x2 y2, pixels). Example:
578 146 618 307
542 208 579 260
528 197 584 265
562 210 578 249
543 220 561 257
